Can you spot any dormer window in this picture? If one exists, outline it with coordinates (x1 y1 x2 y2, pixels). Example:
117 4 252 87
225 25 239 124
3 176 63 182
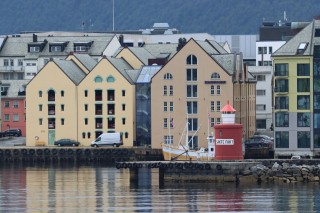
28 39 47 53
49 42 68 52
297 42 308 55
30 46 40 52
73 41 93 52
50 46 62 52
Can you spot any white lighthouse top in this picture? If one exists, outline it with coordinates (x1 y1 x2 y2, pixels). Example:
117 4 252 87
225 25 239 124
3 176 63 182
221 101 236 123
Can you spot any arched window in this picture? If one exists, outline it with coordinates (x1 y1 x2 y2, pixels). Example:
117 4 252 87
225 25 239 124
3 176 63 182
186 55 197 65
48 89 55 101
107 75 115 82
94 76 103 83
211 72 220 79
164 73 173 80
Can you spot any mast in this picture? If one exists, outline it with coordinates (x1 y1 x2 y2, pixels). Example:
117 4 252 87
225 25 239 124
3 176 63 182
112 0 115 31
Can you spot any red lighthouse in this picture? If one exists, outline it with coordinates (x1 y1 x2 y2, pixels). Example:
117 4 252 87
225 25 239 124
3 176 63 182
214 101 243 160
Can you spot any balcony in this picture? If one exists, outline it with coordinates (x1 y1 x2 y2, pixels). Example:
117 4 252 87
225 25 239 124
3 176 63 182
48 110 55 115
48 123 55 129
108 110 114 115
0 66 24 72
95 110 102 115
96 123 103 129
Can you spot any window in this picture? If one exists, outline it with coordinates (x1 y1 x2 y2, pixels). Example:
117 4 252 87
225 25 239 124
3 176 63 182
39 91 42 97
85 118 88 125
297 131 310 148
210 118 215 127
94 76 103 83
297 42 308 55
3 59 8 66
315 113 320 128
61 118 64 125
164 135 173 144
315 29 320 37
4 101 9 108
170 101 173 112
164 73 173 80
274 79 288 92
217 85 221 95
164 102 167 112
256 104 266 111
39 118 43 125
297 79 310 92
13 100 18 108
18 59 23 66
210 101 214 111
61 90 64 97
107 76 115 82
274 64 288 76
211 72 220 79
169 85 173 96
315 132 320 148
84 104 88 111
297 64 310 76
13 114 19 122
187 101 197 114
217 101 221 112
297 95 310 110
122 90 126 96
275 96 289 110
217 118 221 124
269 47 272 54
4 114 9 121
188 118 198 131
82 132 86 139
164 118 168 128
315 94 320 109
10 59 13 66
30 46 40 52
186 69 197 81
75 45 87 52
186 55 197 65
210 85 214 95
258 47 267 54
122 104 126 111
39 105 42 111
256 75 266 81
61 104 64 111
84 90 88 97
88 132 91 139
275 131 289 148
256 119 266 129
187 85 197 98
297 113 310 127
275 112 289 127
163 85 167 96
50 46 62 52
256 90 266 96
122 118 126 125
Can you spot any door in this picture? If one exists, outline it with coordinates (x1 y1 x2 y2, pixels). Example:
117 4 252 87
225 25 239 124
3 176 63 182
48 130 55 145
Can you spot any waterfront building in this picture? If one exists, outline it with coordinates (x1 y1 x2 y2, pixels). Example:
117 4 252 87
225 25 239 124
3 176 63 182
272 19 320 158
150 38 256 149
1 80 28 136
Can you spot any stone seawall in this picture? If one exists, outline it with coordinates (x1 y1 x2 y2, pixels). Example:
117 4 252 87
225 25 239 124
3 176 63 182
117 159 320 184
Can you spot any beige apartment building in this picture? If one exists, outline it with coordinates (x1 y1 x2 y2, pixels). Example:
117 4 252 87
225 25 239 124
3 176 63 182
26 53 136 146
151 38 256 149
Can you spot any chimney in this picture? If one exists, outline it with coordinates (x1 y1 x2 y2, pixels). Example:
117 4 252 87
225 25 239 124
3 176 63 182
33 34 37 42
176 38 187 51
119 35 124 46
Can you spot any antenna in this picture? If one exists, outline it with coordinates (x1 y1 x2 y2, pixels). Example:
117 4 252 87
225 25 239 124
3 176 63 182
284 11 287 22
112 0 115 31
81 21 85 33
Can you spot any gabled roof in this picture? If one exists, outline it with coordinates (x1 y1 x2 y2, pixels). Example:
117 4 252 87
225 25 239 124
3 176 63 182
143 43 178 59
71 53 97 71
1 80 29 98
116 47 154 65
54 59 86 85
211 54 236 75
107 57 135 84
272 19 320 56
0 33 114 57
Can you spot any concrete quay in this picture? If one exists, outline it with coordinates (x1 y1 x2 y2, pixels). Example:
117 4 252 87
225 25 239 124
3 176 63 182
116 159 320 184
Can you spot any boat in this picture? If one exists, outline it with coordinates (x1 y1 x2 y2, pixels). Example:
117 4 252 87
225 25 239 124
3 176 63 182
161 114 215 161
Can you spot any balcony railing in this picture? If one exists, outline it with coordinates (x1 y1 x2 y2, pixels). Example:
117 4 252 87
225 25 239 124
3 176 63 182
95 110 102 115
0 66 25 72
274 70 288 77
48 123 55 129
96 123 103 129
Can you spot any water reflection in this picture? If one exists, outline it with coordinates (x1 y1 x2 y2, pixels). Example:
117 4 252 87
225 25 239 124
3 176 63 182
0 163 319 212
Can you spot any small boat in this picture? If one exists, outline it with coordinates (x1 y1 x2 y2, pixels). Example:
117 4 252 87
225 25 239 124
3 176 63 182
161 114 215 161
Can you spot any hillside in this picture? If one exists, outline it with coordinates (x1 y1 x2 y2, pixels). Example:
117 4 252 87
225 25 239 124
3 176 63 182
0 0 318 35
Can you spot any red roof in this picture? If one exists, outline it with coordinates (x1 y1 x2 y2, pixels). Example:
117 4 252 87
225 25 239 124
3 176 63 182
221 101 236 112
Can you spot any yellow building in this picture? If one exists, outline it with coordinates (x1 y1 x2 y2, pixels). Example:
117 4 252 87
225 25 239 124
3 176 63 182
150 38 256 149
26 53 136 146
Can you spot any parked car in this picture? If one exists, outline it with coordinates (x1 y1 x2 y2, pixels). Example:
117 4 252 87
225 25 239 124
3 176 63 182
54 139 80 147
245 137 273 149
3 129 22 137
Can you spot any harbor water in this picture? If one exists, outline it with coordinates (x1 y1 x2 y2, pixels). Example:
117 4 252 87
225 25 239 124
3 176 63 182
0 163 320 212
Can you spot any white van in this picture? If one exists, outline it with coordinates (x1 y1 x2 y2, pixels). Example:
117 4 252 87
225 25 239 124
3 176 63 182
91 133 123 147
